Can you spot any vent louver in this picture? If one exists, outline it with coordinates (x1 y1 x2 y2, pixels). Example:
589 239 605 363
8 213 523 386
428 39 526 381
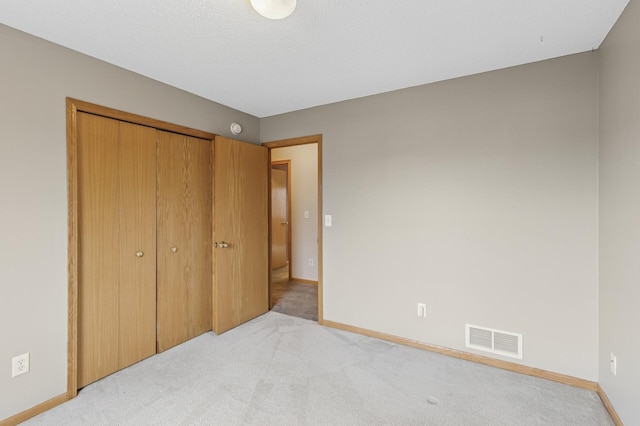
465 324 523 359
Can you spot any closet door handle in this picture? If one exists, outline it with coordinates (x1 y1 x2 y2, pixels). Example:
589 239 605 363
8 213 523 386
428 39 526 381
170 246 178 253
136 251 144 258
215 241 230 249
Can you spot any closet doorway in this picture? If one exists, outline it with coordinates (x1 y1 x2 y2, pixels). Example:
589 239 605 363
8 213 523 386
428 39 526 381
67 98 270 400
69 100 213 390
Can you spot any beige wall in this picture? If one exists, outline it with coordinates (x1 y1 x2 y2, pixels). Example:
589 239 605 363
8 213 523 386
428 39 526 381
599 1 640 424
0 24 259 420
262 52 600 381
271 144 319 282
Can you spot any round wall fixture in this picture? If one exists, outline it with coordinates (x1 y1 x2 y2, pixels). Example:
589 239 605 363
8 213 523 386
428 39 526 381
230 122 242 135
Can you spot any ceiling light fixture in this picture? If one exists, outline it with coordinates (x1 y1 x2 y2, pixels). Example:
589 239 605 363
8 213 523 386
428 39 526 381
250 0 296 20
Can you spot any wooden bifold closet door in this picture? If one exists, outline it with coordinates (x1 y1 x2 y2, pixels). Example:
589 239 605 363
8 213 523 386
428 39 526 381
156 131 212 353
77 112 157 388
76 112 212 388
213 136 269 334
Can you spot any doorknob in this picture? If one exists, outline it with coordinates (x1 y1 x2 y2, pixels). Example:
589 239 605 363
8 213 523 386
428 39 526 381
282 221 289 225
136 251 144 257
170 246 178 253
214 241 230 248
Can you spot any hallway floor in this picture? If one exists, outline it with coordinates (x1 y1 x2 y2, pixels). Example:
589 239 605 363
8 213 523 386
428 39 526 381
270 265 318 321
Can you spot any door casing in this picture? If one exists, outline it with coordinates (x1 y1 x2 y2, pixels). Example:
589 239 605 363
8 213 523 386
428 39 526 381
263 135 323 323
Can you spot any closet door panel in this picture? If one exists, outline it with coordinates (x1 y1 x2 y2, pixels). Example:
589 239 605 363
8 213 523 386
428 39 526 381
214 136 269 334
156 132 188 352
117 121 157 369
77 113 157 388
77 112 120 388
186 136 213 338
157 131 212 352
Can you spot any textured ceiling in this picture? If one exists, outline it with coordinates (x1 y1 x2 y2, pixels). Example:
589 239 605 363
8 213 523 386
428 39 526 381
0 0 629 117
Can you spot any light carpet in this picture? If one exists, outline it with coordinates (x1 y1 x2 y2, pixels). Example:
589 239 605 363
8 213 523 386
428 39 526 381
23 312 613 425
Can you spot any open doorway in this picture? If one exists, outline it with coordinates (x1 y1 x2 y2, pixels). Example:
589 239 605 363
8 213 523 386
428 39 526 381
264 135 322 322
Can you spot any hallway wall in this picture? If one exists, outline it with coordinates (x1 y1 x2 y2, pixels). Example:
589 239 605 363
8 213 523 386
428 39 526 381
271 144 319 282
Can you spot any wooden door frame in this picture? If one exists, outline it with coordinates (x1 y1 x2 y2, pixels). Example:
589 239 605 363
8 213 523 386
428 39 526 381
262 135 323 323
66 98 215 399
271 160 292 281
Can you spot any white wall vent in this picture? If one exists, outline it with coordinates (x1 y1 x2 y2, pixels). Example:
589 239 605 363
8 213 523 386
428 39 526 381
465 324 523 359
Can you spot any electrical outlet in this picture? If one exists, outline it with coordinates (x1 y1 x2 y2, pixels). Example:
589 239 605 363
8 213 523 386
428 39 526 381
610 352 617 375
308 259 314 267
417 303 427 318
12 353 30 377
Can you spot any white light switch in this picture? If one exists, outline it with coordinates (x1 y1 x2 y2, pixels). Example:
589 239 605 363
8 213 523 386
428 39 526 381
324 215 332 227
304 210 309 219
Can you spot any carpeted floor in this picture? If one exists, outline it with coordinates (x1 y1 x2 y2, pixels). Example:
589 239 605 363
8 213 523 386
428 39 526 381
270 266 318 321
24 312 613 425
